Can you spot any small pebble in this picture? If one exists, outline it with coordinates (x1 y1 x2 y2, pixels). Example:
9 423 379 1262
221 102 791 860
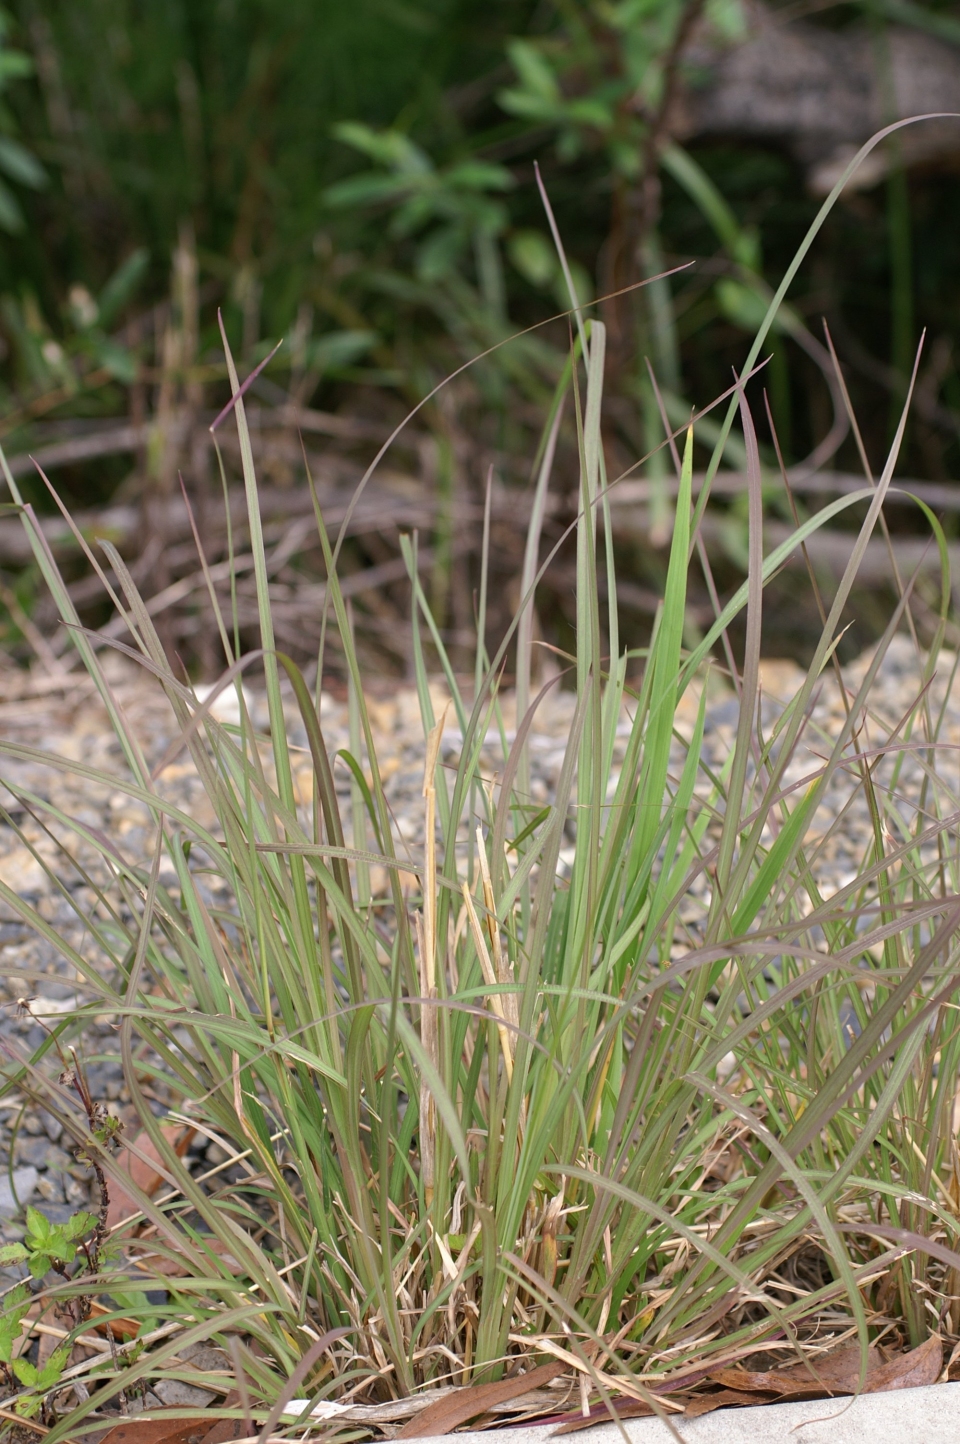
180 1343 230 1371
14 1134 53 1169
152 1380 216 1407
0 1167 38 1215
43 1145 74 1173
40 1111 63 1143
126 1391 163 1414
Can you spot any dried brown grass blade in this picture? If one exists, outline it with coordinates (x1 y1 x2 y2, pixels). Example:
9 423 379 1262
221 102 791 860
549 1398 656 1433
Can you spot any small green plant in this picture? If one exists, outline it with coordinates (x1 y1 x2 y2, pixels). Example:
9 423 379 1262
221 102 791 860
11 1346 70 1418
326 123 515 310
0 1280 70 1420
0 1206 98 1280
0 248 146 398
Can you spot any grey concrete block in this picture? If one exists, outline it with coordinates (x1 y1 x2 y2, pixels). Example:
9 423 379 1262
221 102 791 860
400 1382 960 1444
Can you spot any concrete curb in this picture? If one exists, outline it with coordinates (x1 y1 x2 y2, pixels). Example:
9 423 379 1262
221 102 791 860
399 1382 960 1444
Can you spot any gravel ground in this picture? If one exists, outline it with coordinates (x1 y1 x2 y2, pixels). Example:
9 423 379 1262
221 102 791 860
0 634 956 1247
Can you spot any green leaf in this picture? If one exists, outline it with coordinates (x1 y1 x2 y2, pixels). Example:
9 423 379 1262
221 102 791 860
0 1283 30 1363
0 136 44 189
566 96 615 129
730 782 820 935
444 160 514 193
508 230 557 288
323 172 420 210
505 39 561 103
97 248 150 327
91 337 138 383
556 258 593 311
416 223 466 282
705 0 749 41
0 1242 28 1265
21 1206 90 1275
0 51 33 84
36 1346 69 1388
61 1210 96 1242
332 121 431 175
716 278 779 335
304 329 377 373
0 1281 29 1313
12 1345 68 1406
12 1357 38 1387
497 86 563 123
24 1207 50 1244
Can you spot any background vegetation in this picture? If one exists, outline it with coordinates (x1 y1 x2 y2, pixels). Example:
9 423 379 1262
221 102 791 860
0 0 958 667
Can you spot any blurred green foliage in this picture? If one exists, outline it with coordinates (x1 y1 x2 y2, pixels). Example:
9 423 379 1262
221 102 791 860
0 6 43 233
2 0 528 331
0 0 956 487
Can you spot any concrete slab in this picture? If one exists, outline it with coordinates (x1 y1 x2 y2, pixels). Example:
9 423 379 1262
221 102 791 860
397 1382 960 1444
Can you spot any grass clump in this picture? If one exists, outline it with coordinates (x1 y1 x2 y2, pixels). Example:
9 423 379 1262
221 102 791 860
1 191 960 1436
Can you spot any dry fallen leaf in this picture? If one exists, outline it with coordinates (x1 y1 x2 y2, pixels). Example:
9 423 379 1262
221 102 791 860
710 1343 877 1397
106 1124 196 1229
709 1370 843 1399
86 1299 142 1341
685 1388 772 1419
96 1414 211 1444
696 1336 942 1413
779 1343 879 1390
395 1361 565 1438
96 1392 246 1444
863 1334 942 1392
196 1390 245 1443
126 1235 242 1279
199 1420 244 1444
